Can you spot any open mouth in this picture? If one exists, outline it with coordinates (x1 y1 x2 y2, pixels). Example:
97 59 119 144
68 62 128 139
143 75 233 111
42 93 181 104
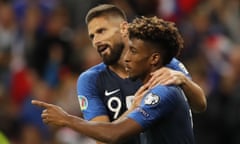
97 44 109 55
125 65 131 72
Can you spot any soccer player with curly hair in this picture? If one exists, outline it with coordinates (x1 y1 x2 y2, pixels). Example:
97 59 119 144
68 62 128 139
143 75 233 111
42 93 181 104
32 16 195 144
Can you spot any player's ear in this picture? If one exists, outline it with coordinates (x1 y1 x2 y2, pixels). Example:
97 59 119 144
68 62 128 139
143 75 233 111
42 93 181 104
150 53 161 65
120 21 129 38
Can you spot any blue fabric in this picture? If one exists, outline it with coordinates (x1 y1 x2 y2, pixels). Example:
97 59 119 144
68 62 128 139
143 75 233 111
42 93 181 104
128 85 195 144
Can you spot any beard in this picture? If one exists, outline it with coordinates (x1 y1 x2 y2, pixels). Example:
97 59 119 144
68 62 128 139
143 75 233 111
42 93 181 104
128 75 138 81
102 42 124 65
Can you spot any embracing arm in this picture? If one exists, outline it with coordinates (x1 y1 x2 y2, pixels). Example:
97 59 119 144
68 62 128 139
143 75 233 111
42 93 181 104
146 67 207 113
179 74 207 113
116 84 148 121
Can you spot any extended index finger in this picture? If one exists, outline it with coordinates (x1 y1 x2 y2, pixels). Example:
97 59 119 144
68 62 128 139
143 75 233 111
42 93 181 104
31 100 51 109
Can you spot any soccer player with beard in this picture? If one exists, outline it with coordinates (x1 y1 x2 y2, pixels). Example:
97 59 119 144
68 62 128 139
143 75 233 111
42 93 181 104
33 4 205 144
32 16 195 144
79 4 205 123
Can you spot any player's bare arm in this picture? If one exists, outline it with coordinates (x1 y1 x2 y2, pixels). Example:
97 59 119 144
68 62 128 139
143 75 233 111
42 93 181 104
91 115 111 144
91 116 110 144
146 67 207 113
32 100 142 144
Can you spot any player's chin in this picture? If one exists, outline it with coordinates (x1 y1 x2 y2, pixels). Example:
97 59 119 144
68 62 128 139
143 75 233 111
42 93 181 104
128 74 138 81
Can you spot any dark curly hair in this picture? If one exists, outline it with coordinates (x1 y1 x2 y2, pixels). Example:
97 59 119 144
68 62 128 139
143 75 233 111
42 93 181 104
128 16 184 65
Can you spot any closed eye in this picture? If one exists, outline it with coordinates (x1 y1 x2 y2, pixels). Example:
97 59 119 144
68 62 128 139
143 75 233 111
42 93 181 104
129 46 137 54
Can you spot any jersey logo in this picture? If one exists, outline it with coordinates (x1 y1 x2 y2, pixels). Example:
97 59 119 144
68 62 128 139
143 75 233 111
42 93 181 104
78 95 88 111
105 89 120 96
144 93 160 106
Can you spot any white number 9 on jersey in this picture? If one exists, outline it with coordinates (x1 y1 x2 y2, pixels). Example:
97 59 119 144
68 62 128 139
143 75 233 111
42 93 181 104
107 95 134 119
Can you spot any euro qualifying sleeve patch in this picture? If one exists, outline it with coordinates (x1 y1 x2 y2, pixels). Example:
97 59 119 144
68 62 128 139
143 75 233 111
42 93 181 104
144 93 160 106
78 95 88 111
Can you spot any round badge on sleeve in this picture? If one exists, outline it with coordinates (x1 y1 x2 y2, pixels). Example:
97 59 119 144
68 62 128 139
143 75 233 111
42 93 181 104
78 95 88 110
144 93 160 106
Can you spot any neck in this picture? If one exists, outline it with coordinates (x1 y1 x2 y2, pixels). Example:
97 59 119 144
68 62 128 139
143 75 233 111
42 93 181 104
142 74 152 84
108 62 128 78
142 65 162 84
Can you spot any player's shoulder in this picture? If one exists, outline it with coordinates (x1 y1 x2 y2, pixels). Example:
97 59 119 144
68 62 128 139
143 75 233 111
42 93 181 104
150 85 182 99
167 58 190 77
151 85 177 93
78 63 106 82
141 85 181 108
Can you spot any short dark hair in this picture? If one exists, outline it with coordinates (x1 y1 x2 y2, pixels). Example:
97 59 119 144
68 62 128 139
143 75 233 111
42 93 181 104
85 4 127 24
128 16 184 65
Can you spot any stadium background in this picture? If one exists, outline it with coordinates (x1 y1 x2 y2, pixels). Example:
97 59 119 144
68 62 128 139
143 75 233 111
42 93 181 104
0 0 239 144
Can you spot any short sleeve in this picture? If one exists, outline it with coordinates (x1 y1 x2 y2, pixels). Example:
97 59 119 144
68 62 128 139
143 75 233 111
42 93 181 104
77 69 108 120
128 85 180 129
167 58 191 79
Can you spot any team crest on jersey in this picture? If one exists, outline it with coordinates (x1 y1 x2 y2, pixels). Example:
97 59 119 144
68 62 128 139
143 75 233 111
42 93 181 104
144 93 160 106
78 95 88 111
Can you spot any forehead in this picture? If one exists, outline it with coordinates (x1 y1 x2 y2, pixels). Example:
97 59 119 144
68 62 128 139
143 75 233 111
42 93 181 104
87 16 121 33
130 38 146 48
130 38 156 52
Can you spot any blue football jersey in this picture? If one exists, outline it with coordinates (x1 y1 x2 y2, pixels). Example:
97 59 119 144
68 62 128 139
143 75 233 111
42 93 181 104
77 58 191 144
166 58 191 79
128 85 195 144
77 63 141 121
77 63 141 144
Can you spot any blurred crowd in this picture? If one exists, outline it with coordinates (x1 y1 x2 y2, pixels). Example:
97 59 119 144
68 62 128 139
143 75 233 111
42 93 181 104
0 0 239 144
